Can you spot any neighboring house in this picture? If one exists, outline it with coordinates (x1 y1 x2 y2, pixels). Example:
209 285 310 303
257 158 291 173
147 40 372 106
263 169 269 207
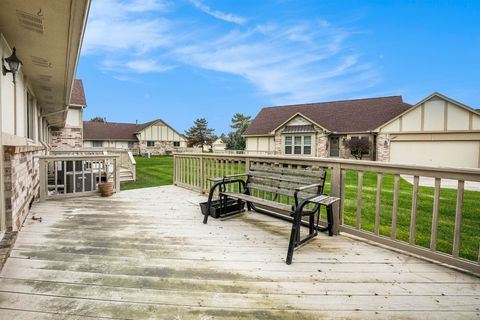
83 119 187 155
376 93 480 168
212 138 226 152
49 79 86 150
0 1 89 234
244 93 480 168
244 96 411 160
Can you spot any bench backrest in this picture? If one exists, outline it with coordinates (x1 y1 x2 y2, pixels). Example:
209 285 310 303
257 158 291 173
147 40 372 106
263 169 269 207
246 164 326 201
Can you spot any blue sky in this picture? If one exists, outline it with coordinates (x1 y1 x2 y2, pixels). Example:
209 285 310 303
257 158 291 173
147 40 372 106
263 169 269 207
77 0 480 134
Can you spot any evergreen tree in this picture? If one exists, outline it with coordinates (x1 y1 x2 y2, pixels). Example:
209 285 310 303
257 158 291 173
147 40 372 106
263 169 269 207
225 113 251 150
184 118 216 149
90 116 106 122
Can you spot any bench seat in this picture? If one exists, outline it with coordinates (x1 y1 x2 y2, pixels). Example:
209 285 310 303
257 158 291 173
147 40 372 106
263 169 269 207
221 192 292 213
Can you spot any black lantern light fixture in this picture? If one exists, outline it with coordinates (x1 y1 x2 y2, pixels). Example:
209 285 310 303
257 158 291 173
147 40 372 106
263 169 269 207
2 47 23 84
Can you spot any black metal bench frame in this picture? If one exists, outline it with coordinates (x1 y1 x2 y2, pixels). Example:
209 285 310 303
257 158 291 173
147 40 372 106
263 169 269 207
202 167 338 264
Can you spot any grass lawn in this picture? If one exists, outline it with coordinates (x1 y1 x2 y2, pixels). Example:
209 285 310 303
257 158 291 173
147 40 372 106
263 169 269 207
121 156 173 190
123 156 479 262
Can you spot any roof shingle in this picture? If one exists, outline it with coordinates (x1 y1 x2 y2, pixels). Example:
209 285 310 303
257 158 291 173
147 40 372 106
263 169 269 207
70 79 87 106
83 120 158 141
244 96 412 135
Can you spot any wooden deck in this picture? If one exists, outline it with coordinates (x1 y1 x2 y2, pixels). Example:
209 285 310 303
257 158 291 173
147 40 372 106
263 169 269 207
0 186 478 319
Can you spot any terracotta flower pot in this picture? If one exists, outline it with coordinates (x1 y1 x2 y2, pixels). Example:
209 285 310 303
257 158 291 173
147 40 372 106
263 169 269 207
98 182 114 197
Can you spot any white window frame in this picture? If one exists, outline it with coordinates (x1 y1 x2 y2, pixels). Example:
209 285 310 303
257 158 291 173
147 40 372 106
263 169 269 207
147 141 155 147
283 135 313 156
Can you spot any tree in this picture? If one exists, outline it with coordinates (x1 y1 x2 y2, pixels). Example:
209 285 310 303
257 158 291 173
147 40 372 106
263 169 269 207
90 116 106 123
184 118 216 149
344 137 370 160
225 113 252 150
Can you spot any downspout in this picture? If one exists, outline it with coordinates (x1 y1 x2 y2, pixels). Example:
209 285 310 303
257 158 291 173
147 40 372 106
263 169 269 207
372 132 378 161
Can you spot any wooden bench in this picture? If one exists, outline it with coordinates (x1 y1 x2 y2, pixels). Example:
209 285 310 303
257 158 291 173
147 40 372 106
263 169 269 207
202 164 340 264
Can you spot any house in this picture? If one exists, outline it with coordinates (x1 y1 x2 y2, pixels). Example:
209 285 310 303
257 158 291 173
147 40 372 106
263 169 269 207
376 93 480 168
0 0 90 235
244 94 480 168
244 96 411 160
83 119 187 155
212 138 226 152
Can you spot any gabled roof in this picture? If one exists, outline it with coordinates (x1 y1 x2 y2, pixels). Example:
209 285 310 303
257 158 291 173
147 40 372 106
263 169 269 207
69 79 87 106
376 92 480 131
244 96 412 136
83 121 144 141
83 119 185 141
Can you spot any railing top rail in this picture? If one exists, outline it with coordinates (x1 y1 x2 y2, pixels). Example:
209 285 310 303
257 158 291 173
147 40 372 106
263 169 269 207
38 155 120 160
172 152 480 180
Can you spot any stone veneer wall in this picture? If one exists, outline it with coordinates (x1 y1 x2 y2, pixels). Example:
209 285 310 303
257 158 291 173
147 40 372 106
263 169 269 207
3 145 46 231
140 141 175 155
50 127 83 150
274 132 282 154
376 133 390 162
316 134 329 158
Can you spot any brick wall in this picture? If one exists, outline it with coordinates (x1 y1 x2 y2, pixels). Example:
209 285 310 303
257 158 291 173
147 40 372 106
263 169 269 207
3 145 46 231
50 127 83 150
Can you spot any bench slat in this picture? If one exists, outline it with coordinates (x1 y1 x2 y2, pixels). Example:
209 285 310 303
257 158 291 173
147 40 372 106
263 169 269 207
221 192 293 213
249 177 324 191
249 171 319 185
248 183 316 199
250 165 325 178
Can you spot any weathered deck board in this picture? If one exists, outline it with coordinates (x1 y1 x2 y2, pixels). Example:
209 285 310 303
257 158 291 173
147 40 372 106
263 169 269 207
0 185 479 319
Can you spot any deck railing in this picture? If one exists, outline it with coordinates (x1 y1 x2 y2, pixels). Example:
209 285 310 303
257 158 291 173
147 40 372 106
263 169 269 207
173 153 480 274
38 155 120 201
51 148 136 181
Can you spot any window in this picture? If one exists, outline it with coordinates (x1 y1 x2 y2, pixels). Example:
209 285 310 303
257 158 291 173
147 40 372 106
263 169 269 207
284 135 312 155
303 136 311 155
285 136 292 154
27 92 34 139
294 136 302 154
173 141 180 147
93 141 103 148
128 142 134 149
147 141 155 147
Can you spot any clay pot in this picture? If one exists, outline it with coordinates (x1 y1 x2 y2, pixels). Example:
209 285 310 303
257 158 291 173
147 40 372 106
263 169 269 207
98 182 114 197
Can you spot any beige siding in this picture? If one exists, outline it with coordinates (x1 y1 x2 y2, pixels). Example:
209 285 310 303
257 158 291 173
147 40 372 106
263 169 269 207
472 114 480 130
423 100 444 131
66 108 82 127
390 141 479 168
257 137 269 151
288 116 311 126
138 122 185 143
447 103 470 130
246 137 257 151
380 119 400 132
401 107 422 131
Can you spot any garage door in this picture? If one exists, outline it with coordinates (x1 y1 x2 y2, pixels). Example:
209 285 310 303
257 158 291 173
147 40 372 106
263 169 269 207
389 141 479 168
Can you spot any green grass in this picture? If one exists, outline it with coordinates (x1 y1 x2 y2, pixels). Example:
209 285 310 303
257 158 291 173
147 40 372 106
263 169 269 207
123 157 479 262
121 156 173 190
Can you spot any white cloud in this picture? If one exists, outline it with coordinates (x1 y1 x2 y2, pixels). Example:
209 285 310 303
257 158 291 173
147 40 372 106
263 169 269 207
82 0 377 101
82 0 171 55
189 0 246 25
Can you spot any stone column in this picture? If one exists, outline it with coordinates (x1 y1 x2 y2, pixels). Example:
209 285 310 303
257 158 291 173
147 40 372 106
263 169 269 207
376 133 390 162
316 134 329 158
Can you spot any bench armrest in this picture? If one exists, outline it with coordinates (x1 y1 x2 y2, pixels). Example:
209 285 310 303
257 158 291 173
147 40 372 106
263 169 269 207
224 173 249 179
295 183 323 192
207 173 248 182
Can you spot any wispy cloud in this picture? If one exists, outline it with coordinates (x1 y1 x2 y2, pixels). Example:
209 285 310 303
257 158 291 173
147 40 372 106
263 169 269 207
173 22 377 102
189 0 246 25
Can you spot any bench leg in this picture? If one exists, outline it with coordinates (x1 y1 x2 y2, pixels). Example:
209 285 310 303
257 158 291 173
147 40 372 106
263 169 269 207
326 205 333 237
286 202 306 265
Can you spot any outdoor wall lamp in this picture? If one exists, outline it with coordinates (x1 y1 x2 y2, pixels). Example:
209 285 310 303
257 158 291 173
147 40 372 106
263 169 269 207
2 47 23 84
